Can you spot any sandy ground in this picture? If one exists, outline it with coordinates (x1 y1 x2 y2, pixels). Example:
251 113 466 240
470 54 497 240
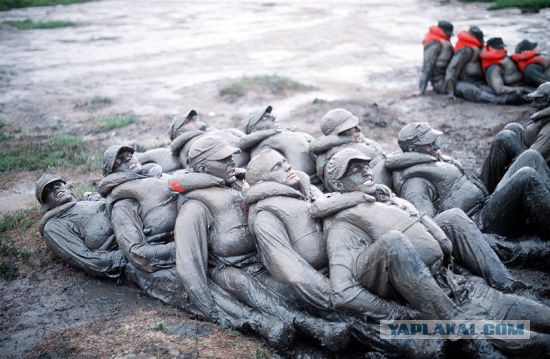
0 0 549 357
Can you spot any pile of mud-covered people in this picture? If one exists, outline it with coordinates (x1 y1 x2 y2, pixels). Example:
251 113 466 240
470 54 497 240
35 79 550 356
420 21 549 104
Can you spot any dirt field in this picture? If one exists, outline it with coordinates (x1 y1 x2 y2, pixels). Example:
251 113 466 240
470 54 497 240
1 0 549 357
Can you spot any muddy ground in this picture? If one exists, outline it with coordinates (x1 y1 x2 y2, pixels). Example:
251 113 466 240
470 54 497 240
0 0 549 357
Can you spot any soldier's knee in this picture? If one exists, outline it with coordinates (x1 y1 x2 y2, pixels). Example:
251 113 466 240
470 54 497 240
502 122 524 139
435 208 469 226
492 129 519 150
380 230 413 251
516 149 545 166
513 167 539 185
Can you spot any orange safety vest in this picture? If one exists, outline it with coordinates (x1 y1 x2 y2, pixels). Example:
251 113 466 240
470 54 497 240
511 50 545 72
423 25 451 47
480 47 507 72
454 31 482 52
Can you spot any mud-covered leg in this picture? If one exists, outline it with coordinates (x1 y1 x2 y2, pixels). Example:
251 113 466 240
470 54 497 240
359 230 461 320
479 125 527 194
455 81 522 105
210 266 350 351
435 209 521 291
524 64 550 87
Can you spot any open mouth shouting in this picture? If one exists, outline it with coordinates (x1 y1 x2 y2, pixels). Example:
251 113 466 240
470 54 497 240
362 175 374 187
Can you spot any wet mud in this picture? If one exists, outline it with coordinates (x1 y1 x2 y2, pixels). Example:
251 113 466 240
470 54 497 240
0 0 549 357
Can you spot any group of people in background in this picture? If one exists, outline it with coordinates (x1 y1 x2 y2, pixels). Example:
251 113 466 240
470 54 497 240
420 20 550 105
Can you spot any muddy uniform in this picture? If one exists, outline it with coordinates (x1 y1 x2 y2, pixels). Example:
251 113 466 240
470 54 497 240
444 31 520 104
511 40 550 87
419 24 454 94
312 193 550 355
480 45 530 97
137 147 182 173
239 129 316 180
39 193 127 278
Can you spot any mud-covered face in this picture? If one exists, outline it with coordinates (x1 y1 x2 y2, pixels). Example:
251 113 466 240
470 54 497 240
44 181 75 209
331 159 373 193
253 114 278 132
113 150 142 173
339 126 362 142
184 115 208 131
413 139 441 160
530 96 550 111
262 152 300 188
201 156 237 184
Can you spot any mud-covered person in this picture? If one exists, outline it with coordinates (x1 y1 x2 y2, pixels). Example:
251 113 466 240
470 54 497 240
308 108 388 187
169 136 350 350
169 109 249 169
480 37 532 98
387 122 550 266
418 20 454 95
511 39 550 87
238 105 317 183
36 173 126 278
313 149 550 356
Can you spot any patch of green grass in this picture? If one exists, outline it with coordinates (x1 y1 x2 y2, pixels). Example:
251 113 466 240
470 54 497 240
489 0 550 12
73 96 113 109
0 0 89 11
0 118 9 141
4 19 75 30
0 208 42 280
253 345 269 359
97 114 138 132
0 133 100 173
150 322 166 331
219 75 312 102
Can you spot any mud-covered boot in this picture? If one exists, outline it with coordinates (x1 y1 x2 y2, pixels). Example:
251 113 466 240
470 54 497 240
246 312 294 349
293 313 351 351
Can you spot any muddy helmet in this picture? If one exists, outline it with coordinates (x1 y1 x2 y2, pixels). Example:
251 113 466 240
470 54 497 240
188 135 239 167
398 122 442 151
245 106 273 134
169 110 198 140
437 20 454 37
325 148 372 185
320 109 359 136
515 39 538 54
527 82 550 99
468 26 484 45
35 173 65 205
102 145 135 176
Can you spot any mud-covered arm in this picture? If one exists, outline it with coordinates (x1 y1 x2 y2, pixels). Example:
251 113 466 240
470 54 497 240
111 198 176 273
444 48 471 95
252 210 333 310
43 220 126 278
327 221 414 320
175 200 215 317
419 42 441 94
399 177 438 217
310 192 374 219
485 66 523 95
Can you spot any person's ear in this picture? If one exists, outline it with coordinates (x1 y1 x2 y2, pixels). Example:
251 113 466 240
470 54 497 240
196 165 205 173
330 180 344 191
408 145 416 152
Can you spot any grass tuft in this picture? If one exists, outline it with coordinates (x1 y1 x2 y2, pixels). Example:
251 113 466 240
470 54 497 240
97 114 138 132
3 19 75 29
73 96 113 109
219 75 312 102
0 207 43 280
0 117 9 141
0 133 100 173
0 0 89 11
489 0 550 12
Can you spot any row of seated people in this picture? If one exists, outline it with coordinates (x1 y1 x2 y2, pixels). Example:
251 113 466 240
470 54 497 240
36 102 550 356
420 20 549 105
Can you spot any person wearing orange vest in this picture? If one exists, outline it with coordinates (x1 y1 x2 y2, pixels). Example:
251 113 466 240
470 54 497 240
511 39 550 86
443 27 522 104
419 20 454 95
481 37 530 97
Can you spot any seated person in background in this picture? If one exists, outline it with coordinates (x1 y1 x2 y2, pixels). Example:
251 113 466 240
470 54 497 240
36 173 126 278
419 20 454 95
238 106 317 183
480 37 531 97
444 27 521 105
170 109 248 169
308 108 388 186
511 39 550 87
